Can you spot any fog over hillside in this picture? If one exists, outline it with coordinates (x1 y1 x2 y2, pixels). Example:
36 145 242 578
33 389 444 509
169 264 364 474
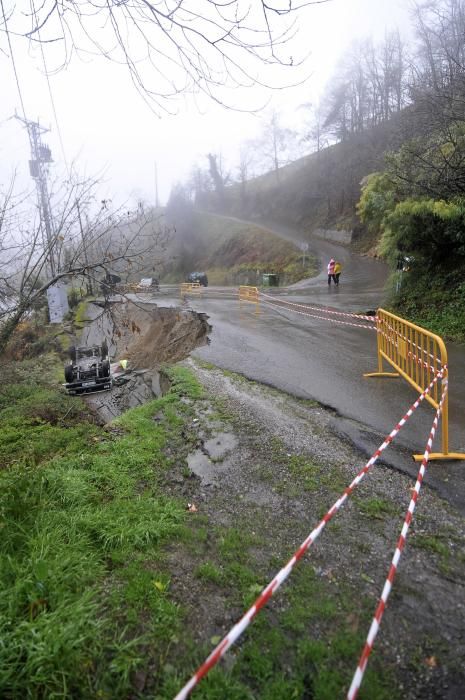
1 0 410 208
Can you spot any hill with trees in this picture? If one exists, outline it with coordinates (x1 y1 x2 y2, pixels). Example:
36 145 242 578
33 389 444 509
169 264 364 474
174 0 465 341
160 201 317 287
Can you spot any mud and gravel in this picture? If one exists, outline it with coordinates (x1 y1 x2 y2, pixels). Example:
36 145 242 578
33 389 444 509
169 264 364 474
86 300 212 368
165 358 465 699
82 300 464 698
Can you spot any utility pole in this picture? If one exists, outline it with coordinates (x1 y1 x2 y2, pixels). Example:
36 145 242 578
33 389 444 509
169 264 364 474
14 114 56 276
154 161 159 209
15 114 69 322
76 199 93 295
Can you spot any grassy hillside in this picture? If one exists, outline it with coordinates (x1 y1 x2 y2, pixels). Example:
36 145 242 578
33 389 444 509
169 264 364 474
161 210 317 286
197 113 413 252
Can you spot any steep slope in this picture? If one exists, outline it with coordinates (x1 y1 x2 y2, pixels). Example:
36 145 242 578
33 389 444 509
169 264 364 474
160 209 317 286
197 111 416 251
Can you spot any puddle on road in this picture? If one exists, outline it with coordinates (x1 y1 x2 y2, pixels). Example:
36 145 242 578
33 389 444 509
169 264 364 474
187 451 216 486
187 432 238 485
203 433 238 460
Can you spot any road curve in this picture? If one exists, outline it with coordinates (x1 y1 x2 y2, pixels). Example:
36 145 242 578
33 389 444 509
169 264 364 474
186 217 465 512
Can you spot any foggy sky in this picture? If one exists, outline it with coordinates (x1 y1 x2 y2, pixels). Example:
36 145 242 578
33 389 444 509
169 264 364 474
0 0 411 209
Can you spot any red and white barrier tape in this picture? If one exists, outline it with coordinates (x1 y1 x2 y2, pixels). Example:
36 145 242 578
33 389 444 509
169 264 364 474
262 298 377 331
381 319 438 364
260 291 377 322
259 295 443 371
376 329 443 376
347 382 448 700
260 297 443 376
173 371 444 700
406 351 442 377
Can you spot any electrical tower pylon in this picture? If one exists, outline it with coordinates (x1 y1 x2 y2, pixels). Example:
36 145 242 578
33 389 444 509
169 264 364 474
14 114 56 277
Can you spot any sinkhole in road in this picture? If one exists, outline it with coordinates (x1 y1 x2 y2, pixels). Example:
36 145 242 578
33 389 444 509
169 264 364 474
83 302 211 422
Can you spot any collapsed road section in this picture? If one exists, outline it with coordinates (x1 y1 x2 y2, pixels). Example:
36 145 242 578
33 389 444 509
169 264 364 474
78 300 211 421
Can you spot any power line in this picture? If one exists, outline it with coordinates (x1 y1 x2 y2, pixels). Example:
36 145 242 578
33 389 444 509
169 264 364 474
3 1 59 282
1 0 28 122
30 0 70 176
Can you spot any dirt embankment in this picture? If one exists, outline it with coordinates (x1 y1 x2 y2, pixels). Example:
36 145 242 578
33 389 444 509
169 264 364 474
84 301 211 421
100 302 211 367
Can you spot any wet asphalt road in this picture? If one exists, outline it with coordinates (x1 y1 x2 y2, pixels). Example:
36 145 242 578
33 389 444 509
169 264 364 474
163 220 465 511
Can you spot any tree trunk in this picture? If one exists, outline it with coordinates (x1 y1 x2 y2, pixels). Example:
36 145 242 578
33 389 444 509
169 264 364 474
0 303 29 356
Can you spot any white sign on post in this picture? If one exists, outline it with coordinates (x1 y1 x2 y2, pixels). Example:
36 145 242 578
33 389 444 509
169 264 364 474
299 242 309 267
47 283 69 323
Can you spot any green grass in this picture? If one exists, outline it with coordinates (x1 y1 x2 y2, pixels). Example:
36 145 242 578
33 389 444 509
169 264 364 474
181 516 397 700
287 455 322 492
411 534 449 557
174 562 398 700
196 561 224 584
0 359 202 698
355 497 399 520
0 355 404 699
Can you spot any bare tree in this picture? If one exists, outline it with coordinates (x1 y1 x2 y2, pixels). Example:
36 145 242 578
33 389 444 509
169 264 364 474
410 0 465 91
322 33 408 140
188 165 211 206
237 143 256 206
322 79 351 141
5 0 331 113
207 153 229 207
0 172 169 353
300 102 329 153
254 109 299 182
364 31 407 123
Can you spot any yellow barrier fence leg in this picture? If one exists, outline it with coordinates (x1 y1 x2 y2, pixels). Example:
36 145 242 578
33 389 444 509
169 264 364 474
364 313 399 378
413 381 465 461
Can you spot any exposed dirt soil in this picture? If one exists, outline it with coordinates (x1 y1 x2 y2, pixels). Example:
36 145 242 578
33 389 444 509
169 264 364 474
160 358 465 699
83 301 211 422
107 302 211 368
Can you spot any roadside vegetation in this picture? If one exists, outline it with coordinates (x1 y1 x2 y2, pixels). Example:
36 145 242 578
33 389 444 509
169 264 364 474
357 156 465 341
2 342 464 698
0 353 388 699
0 354 192 697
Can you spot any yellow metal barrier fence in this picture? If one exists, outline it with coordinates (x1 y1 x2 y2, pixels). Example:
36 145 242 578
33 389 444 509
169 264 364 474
364 308 464 461
239 285 260 314
180 282 202 298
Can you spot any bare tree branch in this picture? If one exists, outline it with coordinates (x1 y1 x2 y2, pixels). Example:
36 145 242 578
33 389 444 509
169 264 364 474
0 170 171 352
1 0 333 112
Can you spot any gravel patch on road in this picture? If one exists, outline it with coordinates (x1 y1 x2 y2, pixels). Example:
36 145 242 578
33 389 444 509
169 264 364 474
171 358 465 699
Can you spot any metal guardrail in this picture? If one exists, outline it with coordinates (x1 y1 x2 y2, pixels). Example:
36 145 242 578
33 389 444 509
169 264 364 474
364 308 464 461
